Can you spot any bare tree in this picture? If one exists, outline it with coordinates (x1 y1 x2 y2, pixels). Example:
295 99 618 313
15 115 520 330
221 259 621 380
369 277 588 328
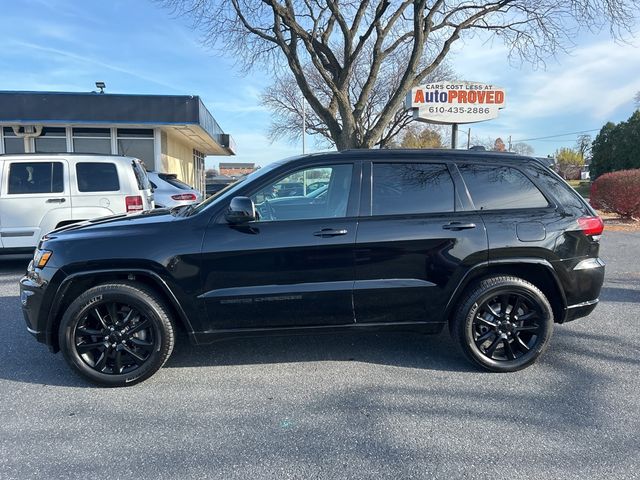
161 0 638 150
494 137 506 152
511 142 534 155
575 134 592 161
261 60 453 148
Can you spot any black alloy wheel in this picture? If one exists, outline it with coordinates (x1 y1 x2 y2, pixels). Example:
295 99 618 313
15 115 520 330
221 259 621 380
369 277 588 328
472 292 543 362
59 283 175 387
74 301 155 375
452 275 553 372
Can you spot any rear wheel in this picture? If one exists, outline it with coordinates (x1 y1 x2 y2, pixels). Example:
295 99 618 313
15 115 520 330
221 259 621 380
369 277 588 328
59 283 175 386
452 276 553 372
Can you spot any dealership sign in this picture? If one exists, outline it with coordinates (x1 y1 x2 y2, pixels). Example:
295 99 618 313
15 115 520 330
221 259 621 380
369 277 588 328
406 82 506 124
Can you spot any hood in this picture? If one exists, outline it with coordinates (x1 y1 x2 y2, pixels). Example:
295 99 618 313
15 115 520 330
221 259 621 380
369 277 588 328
43 208 176 241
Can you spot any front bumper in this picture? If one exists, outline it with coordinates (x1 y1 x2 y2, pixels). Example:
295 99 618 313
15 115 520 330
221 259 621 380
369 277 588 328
20 266 50 344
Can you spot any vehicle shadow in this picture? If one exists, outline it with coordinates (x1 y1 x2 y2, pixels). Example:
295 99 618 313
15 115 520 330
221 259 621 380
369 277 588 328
599 286 639 303
165 329 475 373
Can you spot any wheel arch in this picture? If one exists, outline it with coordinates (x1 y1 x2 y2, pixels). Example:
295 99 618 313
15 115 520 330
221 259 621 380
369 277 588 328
47 269 195 352
445 258 567 327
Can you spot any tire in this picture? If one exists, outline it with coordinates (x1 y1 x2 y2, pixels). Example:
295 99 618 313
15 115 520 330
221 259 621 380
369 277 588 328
451 275 554 372
59 283 175 387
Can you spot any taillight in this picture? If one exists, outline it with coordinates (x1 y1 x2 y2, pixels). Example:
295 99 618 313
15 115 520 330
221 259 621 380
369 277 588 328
125 195 144 212
171 193 197 201
578 216 604 236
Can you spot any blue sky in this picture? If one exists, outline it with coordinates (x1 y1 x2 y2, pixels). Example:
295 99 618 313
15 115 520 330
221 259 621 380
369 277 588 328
1 0 639 168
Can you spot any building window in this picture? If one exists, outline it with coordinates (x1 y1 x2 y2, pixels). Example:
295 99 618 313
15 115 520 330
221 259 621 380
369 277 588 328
35 127 68 153
193 149 205 192
73 128 111 154
117 128 154 171
3 127 26 154
8 162 64 194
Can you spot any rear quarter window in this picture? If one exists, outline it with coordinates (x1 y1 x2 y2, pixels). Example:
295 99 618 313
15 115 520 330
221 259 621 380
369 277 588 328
458 164 549 210
76 162 120 192
160 175 192 190
525 163 593 215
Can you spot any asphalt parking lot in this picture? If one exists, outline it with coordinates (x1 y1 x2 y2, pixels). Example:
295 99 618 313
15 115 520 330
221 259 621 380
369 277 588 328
0 232 638 480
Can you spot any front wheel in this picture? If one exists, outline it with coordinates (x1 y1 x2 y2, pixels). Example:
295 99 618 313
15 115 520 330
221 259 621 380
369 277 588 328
59 283 175 386
452 276 554 372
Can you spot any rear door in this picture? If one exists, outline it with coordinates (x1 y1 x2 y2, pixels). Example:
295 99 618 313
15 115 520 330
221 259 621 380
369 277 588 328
71 160 123 220
0 159 71 248
353 160 486 324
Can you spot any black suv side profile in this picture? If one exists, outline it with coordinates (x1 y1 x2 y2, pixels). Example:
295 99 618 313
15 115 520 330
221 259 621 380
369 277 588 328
20 150 605 386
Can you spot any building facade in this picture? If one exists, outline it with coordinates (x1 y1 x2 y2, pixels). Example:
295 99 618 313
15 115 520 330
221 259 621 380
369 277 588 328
0 91 235 193
219 162 256 178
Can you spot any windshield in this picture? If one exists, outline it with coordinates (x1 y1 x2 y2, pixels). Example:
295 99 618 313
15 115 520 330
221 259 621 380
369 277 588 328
188 161 283 216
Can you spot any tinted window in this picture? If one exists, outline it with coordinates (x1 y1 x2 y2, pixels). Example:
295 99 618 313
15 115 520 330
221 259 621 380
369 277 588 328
372 163 454 215
76 162 120 192
160 174 192 190
8 162 64 194
251 164 352 221
459 164 548 210
526 164 591 214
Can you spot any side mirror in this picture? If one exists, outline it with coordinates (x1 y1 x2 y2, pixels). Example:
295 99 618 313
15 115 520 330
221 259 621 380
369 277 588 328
225 196 256 224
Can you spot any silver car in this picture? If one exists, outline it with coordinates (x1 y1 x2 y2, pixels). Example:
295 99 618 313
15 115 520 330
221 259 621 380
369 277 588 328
147 171 202 208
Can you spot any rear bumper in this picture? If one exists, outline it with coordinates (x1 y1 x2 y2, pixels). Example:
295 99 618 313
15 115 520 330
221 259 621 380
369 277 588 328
555 257 605 323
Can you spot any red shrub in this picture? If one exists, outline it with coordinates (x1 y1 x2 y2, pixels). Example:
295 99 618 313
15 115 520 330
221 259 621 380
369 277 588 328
590 169 640 219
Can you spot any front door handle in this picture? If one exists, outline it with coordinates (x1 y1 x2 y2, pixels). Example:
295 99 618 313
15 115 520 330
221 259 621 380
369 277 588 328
46 198 66 203
442 222 476 231
313 228 348 238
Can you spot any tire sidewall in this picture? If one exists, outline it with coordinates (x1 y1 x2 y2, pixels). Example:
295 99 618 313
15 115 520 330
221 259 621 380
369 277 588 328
59 286 170 387
461 282 553 372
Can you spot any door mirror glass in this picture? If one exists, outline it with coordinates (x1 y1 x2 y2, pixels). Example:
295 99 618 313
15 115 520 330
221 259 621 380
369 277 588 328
225 196 256 224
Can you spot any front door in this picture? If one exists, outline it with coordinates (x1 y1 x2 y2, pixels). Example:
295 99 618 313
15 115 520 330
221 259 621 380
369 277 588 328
200 162 360 330
354 161 486 324
0 159 71 249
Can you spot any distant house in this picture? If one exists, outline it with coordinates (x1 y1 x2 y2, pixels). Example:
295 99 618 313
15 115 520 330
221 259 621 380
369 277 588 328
219 162 256 178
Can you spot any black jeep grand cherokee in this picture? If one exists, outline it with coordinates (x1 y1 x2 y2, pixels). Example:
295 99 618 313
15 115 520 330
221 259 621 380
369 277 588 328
20 150 605 386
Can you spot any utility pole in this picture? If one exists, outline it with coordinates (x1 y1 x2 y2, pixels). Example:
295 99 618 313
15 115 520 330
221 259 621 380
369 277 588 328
302 96 306 155
451 124 458 149
508 135 512 152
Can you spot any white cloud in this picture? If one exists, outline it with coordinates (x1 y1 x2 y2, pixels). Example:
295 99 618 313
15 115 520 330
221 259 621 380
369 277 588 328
515 41 640 119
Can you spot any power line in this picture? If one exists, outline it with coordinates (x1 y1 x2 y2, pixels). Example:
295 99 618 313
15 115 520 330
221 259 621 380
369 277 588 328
513 128 600 143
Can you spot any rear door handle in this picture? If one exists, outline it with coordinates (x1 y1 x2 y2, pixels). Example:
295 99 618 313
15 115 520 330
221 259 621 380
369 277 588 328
313 228 348 238
46 198 66 203
442 222 476 231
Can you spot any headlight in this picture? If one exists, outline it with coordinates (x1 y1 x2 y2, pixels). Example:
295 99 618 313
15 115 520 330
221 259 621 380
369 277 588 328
33 249 53 269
